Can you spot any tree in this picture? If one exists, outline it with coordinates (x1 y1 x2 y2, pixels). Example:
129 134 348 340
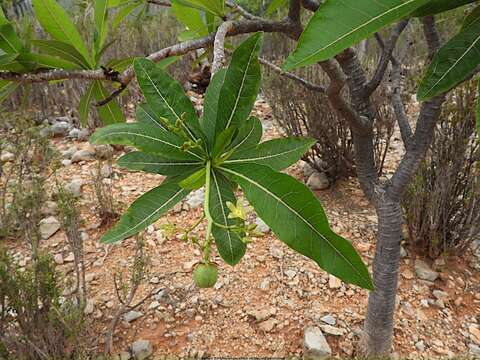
0 0 479 357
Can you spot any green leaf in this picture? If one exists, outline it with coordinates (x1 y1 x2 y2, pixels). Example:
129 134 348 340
90 122 203 161
171 0 208 38
92 81 126 124
32 40 90 69
0 23 24 54
118 151 203 176
266 0 288 15
228 116 263 152
211 126 236 159
412 0 477 17
0 53 19 69
201 68 227 149
18 52 81 70
157 55 182 69
418 12 480 101
101 179 190 243
220 163 373 289
112 1 142 29
32 0 92 66
136 102 168 130
134 58 200 140
0 80 19 103
209 169 246 265
174 0 225 17
462 5 480 30
94 0 109 57
225 137 315 171
79 82 95 126
283 0 428 70
179 168 206 190
215 33 262 134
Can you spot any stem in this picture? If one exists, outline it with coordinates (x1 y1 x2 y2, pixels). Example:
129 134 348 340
203 161 213 262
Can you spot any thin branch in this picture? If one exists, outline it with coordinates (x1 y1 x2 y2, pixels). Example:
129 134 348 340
301 0 320 12
226 0 263 21
287 0 303 39
319 59 369 132
422 15 441 61
390 60 413 148
259 57 325 92
95 83 127 107
211 21 234 76
0 17 297 105
364 19 409 96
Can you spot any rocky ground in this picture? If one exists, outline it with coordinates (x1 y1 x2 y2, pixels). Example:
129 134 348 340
2 95 480 360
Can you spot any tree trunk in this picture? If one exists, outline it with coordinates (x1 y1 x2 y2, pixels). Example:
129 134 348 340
363 197 403 356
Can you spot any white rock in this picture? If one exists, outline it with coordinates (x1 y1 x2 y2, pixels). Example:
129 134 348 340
148 301 160 311
255 217 270 234
41 201 58 216
415 260 439 281
400 246 407 258
320 314 336 326
71 149 95 163
0 151 14 163
131 339 153 360
84 299 95 315
61 159 72 167
328 275 342 289
39 216 61 239
53 253 64 264
303 327 332 360
415 340 425 352
307 172 329 191
432 290 448 300
468 343 480 356
320 324 345 336
186 188 205 209
66 178 85 197
124 310 143 323
50 121 71 137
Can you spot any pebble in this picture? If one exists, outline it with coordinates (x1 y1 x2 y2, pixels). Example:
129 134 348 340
259 318 278 332
415 340 425 352
0 151 14 163
307 172 330 191
328 275 342 289
84 299 95 315
66 178 85 197
320 324 345 336
39 216 61 240
415 259 439 281
124 311 143 323
303 327 332 360
320 314 336 326
131 339 153 360
71 149 95 163
53 253 64 265
255 217 270 233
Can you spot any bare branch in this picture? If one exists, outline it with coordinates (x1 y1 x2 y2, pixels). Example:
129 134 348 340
226 0 263 21
288 0 302 24
301 0 320 11
390 60 413 148
0 68 106 83
319 59 369 132
364 20 409 96
422 15 441 61
211 21 234 76
259 57 325 92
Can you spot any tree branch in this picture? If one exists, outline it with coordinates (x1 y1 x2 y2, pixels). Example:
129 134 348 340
146 0 171 6
301 0 320 12
363 20 409 96
226 0 263 21
259 57 325 92
211 21 234 76
390 60 413 149
422 15 441 61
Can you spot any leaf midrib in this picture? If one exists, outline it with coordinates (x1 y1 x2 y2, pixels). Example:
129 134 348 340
94 130 203 160
289 0 420 67
105 188 185 243
225 144 306 164
211 169 235 260
221 165 369 285
137 61 197 140
224 36 260 129
422 31 480 99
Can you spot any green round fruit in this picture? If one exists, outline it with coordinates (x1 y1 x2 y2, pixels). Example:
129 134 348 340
193 263 218 288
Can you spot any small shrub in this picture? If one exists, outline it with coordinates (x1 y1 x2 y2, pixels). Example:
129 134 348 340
0 248 87 359
403 82 480 259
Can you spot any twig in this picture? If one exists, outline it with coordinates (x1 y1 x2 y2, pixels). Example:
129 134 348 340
211 21 234 76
